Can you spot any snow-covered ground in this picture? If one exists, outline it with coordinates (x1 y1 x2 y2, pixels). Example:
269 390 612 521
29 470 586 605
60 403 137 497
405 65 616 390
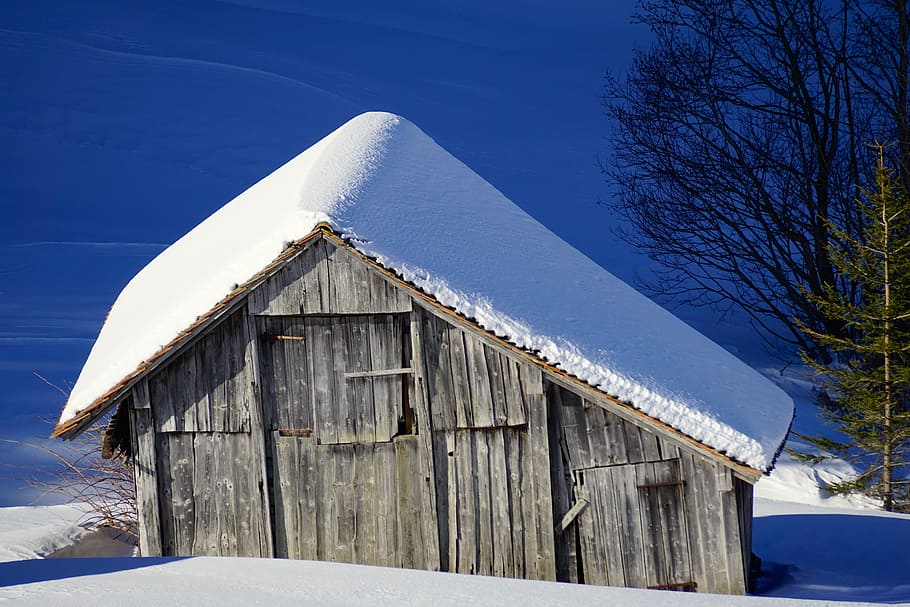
0 552 897 607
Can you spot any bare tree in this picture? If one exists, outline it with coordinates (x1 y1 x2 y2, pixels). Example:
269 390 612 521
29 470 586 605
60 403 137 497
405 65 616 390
4 417 137 541
604 0 909 354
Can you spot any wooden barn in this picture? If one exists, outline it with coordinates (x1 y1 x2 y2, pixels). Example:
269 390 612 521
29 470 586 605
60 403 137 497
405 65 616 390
53 112 793 595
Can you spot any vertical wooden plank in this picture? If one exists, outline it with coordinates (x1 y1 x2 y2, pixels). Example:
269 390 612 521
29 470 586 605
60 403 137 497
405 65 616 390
271 432 294 558
445 431 459 571
407 311 441 571
454 430 478 574
636 462 670 587
484 346 509 427
332 445 356 563
166 433 197 555
298 436 319 560
501 354 528 426
196 331 219 433
613 464 648 587
190 432 217 555
603 411 630 466
575 470 605 585
597 469 628 586
215 434 240 556
524 391 557 581
737 478 754 590
351 444 376 566
638 425 662 462
130 382 163 556
313 444 331 561
448 329 474 428
678 452 709 592
149 368 177 433
504 428 526 579
583 405 612 467
474 431 494 575
653 460 692 586
308 317 338 445
154 431 176 556
623 418 646 464
243 307 273 557
485 429 511 577
419 309 457 430
394 436 422 569
306 239 333 313
464 334 494 428
559 388 592 469
720 468 747 593
544 381 575 582
431 432 451 571
327 244 360 314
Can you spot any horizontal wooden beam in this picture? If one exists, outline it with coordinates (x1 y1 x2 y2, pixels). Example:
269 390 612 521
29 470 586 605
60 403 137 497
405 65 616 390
345 367 413 379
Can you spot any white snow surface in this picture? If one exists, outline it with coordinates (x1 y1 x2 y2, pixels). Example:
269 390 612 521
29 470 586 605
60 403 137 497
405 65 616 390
0 554 890 607
60 111 792 471
0 505 88 563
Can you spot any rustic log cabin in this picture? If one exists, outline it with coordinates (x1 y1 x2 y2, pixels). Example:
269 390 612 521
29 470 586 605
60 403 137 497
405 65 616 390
53 112 793 595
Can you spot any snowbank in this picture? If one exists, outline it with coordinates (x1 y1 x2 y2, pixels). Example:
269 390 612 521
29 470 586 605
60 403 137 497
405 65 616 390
0 504 88 563
60 112 793 471
0 554 890 607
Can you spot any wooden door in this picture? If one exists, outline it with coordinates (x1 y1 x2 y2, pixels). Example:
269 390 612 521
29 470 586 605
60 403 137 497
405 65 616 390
576 459 695 590
257 313 438 567
257 313 410 443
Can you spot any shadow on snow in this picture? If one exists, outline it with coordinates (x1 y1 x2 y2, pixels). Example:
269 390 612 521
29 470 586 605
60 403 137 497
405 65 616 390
753 512 910 604
0 557 188 588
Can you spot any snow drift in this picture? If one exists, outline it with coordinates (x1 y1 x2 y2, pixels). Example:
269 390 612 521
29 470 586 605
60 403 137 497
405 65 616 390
59 112 793 471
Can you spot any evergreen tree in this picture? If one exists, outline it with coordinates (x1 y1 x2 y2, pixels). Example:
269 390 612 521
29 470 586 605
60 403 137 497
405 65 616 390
800 146 910 512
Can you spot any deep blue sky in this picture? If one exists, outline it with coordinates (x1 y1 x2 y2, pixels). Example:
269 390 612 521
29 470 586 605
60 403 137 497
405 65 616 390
0 1 650 504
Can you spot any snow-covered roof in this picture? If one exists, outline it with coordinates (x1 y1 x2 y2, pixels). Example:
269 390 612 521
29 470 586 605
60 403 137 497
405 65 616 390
57 111 792 471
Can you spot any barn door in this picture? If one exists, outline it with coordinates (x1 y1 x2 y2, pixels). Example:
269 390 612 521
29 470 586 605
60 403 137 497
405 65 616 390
256 313 438 568
576 459 694 590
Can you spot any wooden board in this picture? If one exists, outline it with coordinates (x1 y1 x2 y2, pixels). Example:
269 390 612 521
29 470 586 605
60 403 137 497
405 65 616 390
249 238 411 316
129 382 162 556
149 309 252 433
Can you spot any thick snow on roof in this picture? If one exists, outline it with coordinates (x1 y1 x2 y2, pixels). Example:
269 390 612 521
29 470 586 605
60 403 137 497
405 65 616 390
61 111 792 470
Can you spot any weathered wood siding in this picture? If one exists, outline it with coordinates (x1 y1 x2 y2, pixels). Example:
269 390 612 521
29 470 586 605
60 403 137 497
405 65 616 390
149 309 252 433
270 434 438 568
249 238 411 316
418 307 556 580
548 382 747 594
257 313 409 443
137 307 269 557
127 233 753 595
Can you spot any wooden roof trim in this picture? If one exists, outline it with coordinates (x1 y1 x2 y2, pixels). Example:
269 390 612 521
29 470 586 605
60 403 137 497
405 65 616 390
321 230 767 480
